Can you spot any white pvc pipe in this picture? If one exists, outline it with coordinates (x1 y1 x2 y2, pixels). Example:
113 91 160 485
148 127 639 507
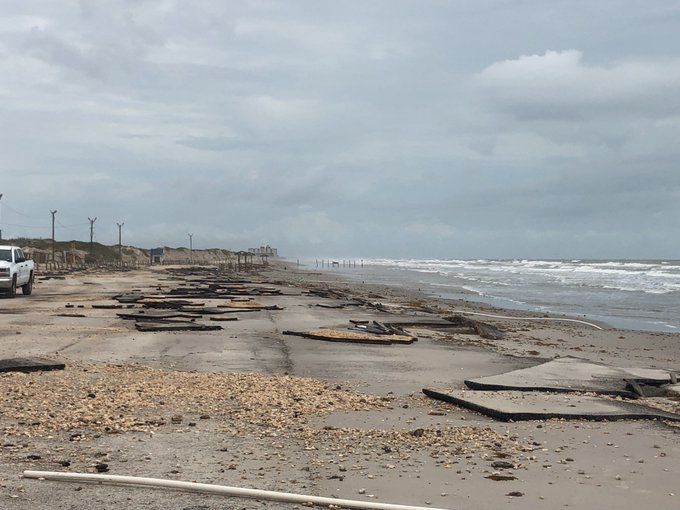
23 471 451 510
451 310 603 330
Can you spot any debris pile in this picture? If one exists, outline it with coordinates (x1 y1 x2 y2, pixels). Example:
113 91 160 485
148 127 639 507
443 315 505 340
104 268 287 331
284 320 417 345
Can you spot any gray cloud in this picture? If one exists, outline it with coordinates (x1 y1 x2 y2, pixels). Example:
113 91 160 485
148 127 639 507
475 49 680 121
1 1 679 259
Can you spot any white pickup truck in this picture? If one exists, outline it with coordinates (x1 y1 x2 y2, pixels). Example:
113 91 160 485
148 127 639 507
0 245 34 297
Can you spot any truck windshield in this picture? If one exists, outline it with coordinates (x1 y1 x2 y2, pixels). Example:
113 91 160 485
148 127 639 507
0 249 11 262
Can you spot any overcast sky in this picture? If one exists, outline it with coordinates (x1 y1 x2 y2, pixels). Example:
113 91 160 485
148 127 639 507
1 1 679 259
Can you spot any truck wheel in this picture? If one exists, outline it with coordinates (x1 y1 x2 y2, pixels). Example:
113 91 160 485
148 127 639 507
22 272 33 295
9 276 17 298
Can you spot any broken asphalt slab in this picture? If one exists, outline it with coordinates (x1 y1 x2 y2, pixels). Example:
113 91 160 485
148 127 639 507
116 311 198 321
0 358 65 373
464 356 675 397
422 389 680 422
134 322 223 332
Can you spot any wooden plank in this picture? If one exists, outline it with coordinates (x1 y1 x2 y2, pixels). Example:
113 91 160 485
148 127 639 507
282 329 416 345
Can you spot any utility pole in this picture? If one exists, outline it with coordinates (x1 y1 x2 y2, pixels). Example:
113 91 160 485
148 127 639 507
188 233 193 264
88 217 97 257
0 193 3 240
50 209 58 263
116 222 124 263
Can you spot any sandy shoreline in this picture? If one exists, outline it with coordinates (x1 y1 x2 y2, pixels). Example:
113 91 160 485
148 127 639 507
0 263 678 509
268 263 680 368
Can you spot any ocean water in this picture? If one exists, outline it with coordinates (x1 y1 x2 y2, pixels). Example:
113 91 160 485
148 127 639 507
307 259 680 332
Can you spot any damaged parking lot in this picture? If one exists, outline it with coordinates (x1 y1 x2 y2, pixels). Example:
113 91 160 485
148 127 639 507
0 264 679 510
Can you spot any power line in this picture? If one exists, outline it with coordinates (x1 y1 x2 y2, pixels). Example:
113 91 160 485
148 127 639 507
56 219 90 229
1 202 41 219
1 222 49 230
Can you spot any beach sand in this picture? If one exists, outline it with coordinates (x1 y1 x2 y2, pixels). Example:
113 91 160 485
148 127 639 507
0 262 678 509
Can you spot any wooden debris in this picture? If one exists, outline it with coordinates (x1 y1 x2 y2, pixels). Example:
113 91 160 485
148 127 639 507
353 320 409 336
283 328 416 345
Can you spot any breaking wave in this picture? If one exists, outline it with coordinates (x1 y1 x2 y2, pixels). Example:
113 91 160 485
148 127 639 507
369 259 680 295
359 258 680 331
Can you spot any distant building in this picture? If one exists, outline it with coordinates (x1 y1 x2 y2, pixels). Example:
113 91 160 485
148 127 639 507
248 245 278 257
150 247 164 264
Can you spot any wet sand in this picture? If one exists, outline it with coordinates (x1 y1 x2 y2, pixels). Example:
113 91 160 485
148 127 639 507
0 263 678 509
